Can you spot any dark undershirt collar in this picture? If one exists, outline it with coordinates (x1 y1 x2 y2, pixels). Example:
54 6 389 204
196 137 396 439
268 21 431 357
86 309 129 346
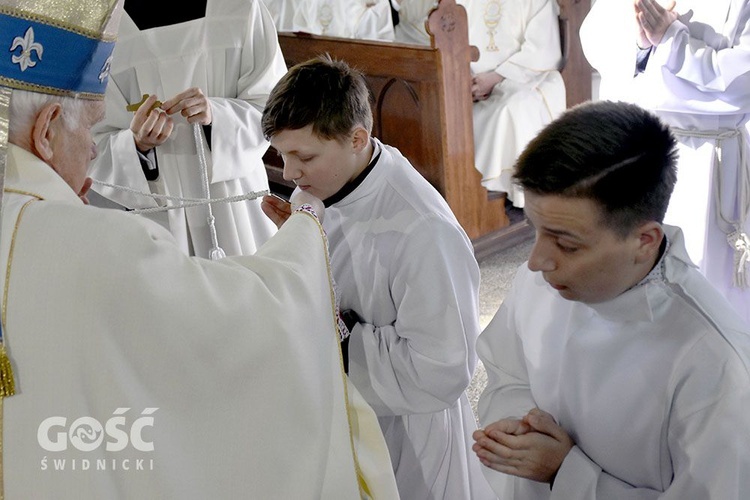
323 143 382 207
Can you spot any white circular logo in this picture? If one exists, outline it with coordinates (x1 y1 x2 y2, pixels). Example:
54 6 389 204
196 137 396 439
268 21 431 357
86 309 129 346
68 417 104 452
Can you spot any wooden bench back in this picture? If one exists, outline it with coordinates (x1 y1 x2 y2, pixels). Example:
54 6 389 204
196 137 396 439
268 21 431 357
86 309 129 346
267 0 591 244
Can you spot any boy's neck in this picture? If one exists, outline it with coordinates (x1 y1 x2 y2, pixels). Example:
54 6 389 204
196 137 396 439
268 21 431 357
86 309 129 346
350 139 375 181
324 138 379 207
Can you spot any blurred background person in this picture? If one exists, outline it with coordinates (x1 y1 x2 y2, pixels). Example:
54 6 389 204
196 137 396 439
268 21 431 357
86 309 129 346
391 0 436 45
458 0 566 208
581 0 750 323
293 0 395 40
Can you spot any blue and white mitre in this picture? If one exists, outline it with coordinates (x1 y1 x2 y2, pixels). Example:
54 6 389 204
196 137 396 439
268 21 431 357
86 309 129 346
0 0 123 99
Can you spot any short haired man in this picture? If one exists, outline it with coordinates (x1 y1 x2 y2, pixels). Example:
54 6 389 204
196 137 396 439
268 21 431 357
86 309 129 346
473 100 750 498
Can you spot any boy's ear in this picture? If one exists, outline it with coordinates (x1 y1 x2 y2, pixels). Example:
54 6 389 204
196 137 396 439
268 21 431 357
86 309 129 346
351 126 369 153
634 221 664 265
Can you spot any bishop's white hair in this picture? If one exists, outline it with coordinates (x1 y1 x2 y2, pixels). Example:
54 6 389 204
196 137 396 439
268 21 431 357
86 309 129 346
8 89 88 143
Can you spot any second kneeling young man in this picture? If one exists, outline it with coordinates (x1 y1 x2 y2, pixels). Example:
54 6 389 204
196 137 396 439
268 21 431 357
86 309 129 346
474 100 750 498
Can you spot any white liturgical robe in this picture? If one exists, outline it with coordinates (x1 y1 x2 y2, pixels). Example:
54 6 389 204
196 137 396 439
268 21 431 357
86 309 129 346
392 0 436 45
478 226 750 499
292 0 395 40
261 0 299 31
581 0 750 323
327 140 495 499
90 0 286 258
458 0 566 206
0 144 399 499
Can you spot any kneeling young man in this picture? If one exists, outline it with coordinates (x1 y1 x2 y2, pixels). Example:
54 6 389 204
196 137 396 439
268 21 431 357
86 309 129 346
262 56 495 499
473 100 750 498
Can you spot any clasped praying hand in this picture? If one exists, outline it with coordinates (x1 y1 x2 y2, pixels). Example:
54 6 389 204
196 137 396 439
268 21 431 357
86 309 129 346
472 408 574 484
634 0 680 49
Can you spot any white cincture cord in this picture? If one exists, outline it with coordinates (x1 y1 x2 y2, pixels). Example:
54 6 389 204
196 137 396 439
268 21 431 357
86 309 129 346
194 123 225 260
90 180 268 214
672 127 750 288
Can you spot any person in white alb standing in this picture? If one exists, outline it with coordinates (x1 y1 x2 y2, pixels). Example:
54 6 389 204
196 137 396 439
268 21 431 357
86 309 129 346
580 0 750 323
89 0 286 259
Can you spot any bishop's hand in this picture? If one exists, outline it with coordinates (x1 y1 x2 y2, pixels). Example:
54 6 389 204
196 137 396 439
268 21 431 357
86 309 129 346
290 188 325 224
262 188 326 227
78 177 94 205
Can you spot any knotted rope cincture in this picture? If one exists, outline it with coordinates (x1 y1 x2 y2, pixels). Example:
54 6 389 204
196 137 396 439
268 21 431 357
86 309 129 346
90 181 268 213
672 127 749 289
194 123 224 260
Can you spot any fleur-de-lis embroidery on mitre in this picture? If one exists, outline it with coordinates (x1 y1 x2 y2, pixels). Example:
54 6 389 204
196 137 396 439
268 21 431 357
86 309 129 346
10 27 44 72
99 54 113 83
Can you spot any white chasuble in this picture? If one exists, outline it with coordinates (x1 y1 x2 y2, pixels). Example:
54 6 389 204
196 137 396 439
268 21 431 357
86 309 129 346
0 144 398 499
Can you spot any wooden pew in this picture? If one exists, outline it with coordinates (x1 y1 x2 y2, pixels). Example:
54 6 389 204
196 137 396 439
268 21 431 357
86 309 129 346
266 0 591 257
559 0 593 108
267 0 508 249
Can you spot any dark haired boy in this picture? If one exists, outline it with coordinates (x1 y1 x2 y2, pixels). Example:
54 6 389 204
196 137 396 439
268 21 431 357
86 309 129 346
262 55 495 499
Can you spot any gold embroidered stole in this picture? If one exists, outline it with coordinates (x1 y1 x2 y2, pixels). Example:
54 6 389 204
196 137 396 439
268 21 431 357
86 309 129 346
298 210 372 498
0 190 41 499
